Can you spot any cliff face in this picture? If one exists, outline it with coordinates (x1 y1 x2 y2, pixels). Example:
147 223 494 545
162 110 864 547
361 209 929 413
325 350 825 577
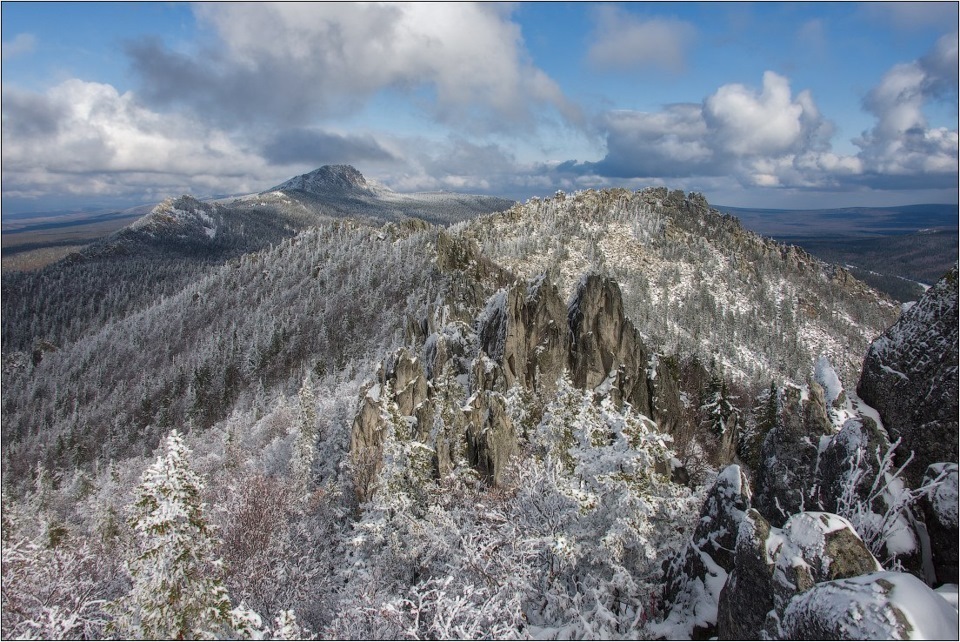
857 265 959 487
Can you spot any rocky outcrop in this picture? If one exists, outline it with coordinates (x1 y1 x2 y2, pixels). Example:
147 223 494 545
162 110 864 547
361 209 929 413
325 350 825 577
567 275 684 433
477 274 569 393
385 348 428 419
779 571 959 640
857 265 959 488
655 465 751 639
816 416 891 515
463 391 516 485
717 510 881 639
351 270 691 501
754 383 834 527
920 463 959 586
716 509 776 639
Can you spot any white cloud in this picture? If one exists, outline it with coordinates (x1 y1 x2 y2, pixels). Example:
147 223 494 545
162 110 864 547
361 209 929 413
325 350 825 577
584 36 957 194
704 71 829 157
129 3 580 131
585 71 840 189
0 80 282 202
862 2 960 31
586 6 696 73
855 32 958 180
1 33 36 59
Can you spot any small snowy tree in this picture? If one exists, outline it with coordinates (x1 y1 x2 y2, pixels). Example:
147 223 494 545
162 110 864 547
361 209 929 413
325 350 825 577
112 430 235 639
291 375 319 497
700 368 738 438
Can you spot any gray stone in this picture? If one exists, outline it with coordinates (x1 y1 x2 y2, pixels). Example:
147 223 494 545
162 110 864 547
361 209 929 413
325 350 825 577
717 510 881 640
567 275 686 434
857 265 958 488
921 462 959 586
463 391 516 485
754 383 834 527
658 465 751 639
478 274 569 394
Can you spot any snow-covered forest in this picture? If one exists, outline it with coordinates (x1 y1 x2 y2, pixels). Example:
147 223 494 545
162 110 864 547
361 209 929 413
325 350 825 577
2 171 957 639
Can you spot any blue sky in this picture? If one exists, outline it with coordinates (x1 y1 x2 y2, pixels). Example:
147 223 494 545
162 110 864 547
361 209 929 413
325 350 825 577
2 2 957 213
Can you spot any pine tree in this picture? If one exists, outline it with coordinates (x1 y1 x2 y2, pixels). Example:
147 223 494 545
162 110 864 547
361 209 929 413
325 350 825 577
112 430 235 639
740 381 779 470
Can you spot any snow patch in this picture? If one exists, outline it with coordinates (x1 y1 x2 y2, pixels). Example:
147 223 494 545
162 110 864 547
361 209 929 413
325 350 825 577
814 355 843 406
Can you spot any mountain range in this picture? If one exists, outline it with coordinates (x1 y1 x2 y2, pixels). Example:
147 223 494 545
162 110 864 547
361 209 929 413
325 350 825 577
1 165 956 640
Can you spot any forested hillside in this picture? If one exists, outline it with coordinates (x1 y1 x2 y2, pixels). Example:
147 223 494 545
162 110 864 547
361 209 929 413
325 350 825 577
2 174 956 640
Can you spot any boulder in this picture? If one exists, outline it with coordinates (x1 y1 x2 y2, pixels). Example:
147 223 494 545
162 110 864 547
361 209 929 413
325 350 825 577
780 571 959 640
716 509 775 640
816 416 892 515
717 510 881 640
857 265 959 488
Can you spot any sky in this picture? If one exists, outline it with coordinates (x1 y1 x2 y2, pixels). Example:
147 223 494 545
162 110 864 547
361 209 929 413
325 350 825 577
1 2 958 213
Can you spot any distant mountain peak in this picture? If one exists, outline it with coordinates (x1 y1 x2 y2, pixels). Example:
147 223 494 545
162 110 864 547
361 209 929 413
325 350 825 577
266 164 380 196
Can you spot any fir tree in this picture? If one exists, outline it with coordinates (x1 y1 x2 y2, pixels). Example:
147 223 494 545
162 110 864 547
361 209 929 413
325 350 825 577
700 367 738 438
112 430 235 639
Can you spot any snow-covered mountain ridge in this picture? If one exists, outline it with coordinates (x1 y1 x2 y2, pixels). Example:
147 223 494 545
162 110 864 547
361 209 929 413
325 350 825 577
266 164 379 195
2 168 956 640
455 187 899 385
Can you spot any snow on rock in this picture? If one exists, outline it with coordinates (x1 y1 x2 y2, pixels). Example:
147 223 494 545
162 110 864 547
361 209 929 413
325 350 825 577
718 509 882 640
754 383 833 527
857 264 958 488
780 571 960 640
920 463 959 585
815 355 844 408
654 465 751 639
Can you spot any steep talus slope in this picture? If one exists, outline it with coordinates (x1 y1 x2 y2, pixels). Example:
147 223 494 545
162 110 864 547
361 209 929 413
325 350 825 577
857 264 959 487
456 188 899 385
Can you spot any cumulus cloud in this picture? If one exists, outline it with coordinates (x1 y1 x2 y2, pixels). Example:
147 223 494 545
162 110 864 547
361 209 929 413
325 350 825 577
854 31 958 184
594 105 713 177
0 80 283 203
578 33 957 194
576 71 840 188
704 71 832 157
1 33 36 59
127 3 580 131
586 6 696 73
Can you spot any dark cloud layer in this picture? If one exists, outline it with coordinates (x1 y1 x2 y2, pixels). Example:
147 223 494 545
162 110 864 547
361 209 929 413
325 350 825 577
260 129 396 166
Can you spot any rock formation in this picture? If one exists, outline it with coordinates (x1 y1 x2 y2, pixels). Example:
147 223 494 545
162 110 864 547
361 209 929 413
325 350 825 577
717 510 881 639
656 465 752 638
857 265 958 488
